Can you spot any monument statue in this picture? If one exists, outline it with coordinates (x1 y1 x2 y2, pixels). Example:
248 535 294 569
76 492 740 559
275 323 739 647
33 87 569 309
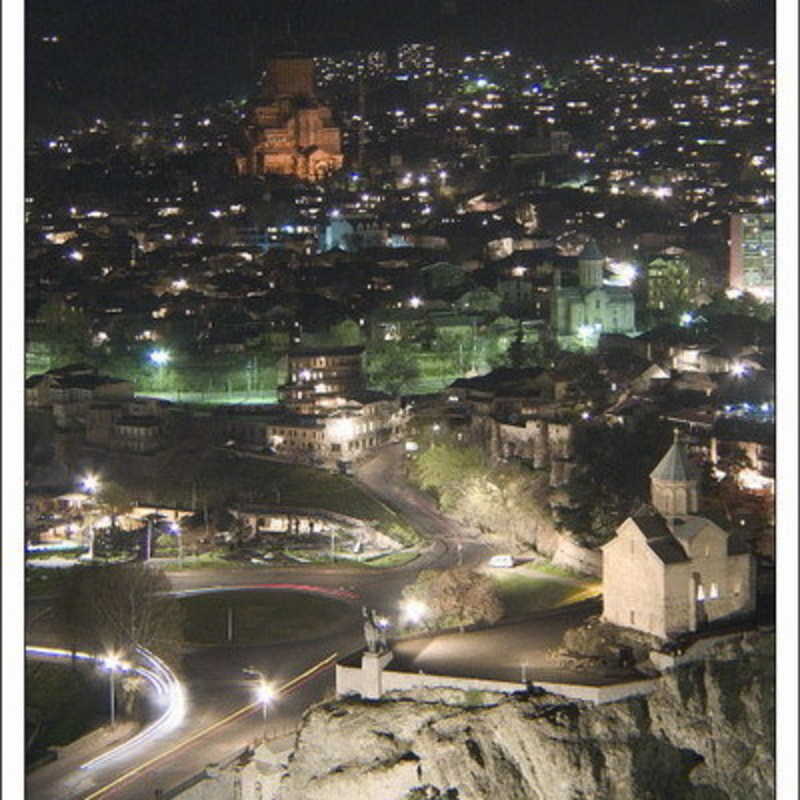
362 606 383 654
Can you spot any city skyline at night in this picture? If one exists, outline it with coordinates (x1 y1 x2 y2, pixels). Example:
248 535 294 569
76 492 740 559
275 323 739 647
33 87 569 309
4 1 797 799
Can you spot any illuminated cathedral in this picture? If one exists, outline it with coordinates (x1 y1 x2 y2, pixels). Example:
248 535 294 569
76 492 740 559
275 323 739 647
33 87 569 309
236 55 344 181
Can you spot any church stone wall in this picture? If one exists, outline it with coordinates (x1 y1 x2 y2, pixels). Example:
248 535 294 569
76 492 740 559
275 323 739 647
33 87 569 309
602 524 667 637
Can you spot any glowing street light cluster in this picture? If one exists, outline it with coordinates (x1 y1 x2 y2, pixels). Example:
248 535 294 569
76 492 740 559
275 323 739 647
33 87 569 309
401 599 428 625
244 666 276 740
81 473 100 494
149 348 171 367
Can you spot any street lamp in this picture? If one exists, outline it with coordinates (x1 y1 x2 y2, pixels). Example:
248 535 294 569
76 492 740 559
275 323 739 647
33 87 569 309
149 348 171 392
103 653 128 728
244 667 275 740
149 348 171 367
401 599 427 626
81 473 100 494
170 521 183 568
79 475 100 559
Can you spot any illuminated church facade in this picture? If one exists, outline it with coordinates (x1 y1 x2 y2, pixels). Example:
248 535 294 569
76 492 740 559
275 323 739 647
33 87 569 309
236 55 344 182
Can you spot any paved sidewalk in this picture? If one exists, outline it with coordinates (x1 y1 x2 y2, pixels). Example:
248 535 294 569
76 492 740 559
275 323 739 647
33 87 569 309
27 721 141 798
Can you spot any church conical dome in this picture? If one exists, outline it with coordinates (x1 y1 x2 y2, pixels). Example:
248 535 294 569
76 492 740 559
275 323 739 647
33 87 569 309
579 240 604 261
650 430 701 482
650 430 700 516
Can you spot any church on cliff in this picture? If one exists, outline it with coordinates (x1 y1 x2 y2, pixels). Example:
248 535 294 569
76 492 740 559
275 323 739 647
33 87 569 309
601 432 756 639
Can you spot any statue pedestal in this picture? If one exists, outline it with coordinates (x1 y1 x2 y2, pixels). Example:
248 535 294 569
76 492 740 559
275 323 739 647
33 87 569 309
361 650 393 700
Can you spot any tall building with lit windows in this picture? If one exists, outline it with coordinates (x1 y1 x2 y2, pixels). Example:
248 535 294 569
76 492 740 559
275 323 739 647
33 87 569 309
278 346 367 414
728 212 775 301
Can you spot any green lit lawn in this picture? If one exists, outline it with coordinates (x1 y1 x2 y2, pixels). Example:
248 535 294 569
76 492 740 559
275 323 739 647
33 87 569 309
181 590 358 645
489 567 602 618
360 551 420 568
101 449 411 532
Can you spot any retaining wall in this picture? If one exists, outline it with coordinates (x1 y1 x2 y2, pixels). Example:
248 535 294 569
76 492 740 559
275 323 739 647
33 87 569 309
337 657 659 705
551 535 603 577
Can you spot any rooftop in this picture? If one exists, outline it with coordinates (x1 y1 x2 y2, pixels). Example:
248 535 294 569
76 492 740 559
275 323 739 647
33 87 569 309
650 432 701 483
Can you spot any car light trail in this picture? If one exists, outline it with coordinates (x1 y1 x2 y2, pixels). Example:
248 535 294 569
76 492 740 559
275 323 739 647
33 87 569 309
171 583 360 602
81 652 338 800
81 647 186 770
25 645 186 770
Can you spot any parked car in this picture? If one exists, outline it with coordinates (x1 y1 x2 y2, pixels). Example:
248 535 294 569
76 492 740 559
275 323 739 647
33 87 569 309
488 554 514 568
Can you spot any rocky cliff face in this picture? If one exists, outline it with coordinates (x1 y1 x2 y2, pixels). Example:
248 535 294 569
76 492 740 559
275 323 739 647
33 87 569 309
275 632 773 800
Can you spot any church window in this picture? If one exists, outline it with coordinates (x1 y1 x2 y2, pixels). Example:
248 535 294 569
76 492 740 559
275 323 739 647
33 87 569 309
710 582 719 599
696 584 705 601
704 545 710 557
733 580 742 596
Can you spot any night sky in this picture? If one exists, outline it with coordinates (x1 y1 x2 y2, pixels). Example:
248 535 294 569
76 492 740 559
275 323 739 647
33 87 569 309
25 0 775 123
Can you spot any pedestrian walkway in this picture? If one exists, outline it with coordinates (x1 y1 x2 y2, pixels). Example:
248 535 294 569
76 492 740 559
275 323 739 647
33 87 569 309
388 601 639 687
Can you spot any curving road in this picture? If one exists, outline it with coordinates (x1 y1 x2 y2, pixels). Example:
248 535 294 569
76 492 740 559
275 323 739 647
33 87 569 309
25 444 594 800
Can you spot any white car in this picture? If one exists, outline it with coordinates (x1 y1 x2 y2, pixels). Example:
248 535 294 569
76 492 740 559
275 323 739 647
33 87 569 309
488 554 514 568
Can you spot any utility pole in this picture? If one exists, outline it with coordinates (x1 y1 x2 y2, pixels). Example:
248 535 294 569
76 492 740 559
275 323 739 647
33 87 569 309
146 518 153 561
109 669 116 727
357 73 366 172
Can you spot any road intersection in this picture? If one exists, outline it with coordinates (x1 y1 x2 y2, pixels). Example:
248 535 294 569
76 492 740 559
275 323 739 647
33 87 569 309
26 444 598 799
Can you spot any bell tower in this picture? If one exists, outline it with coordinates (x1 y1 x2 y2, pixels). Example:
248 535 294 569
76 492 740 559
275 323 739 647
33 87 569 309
577 240 605 288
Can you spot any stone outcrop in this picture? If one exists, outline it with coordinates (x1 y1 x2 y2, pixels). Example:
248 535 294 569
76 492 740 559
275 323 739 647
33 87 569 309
274 633 774 800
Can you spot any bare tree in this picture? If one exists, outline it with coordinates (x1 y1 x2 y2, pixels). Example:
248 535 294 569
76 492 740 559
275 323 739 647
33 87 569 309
56 564 184 662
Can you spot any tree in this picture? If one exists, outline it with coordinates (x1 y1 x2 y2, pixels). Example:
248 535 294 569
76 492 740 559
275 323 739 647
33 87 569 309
413 441 487 501
96 481 135 531
366 340 421 395
35 295 94 367
698 291 775 324
432 330 476 375
329 318 363 346
555 352 611 408
412 444 554 553
56 564 184 661
401 567 503 631
557 418 674 548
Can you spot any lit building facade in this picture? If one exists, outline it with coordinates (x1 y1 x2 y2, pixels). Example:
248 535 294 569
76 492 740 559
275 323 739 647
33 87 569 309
728 212 774 301
602 434 756 639
236 55 344 182
550 241 636 346
278 346 367 415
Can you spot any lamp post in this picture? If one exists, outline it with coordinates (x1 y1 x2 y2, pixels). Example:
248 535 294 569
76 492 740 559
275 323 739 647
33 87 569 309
511 265 526 317
80 474 100 559
103 654 128 728
170 521 183 568
146 517 154 561
149 348 171 392
244 667 275 741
